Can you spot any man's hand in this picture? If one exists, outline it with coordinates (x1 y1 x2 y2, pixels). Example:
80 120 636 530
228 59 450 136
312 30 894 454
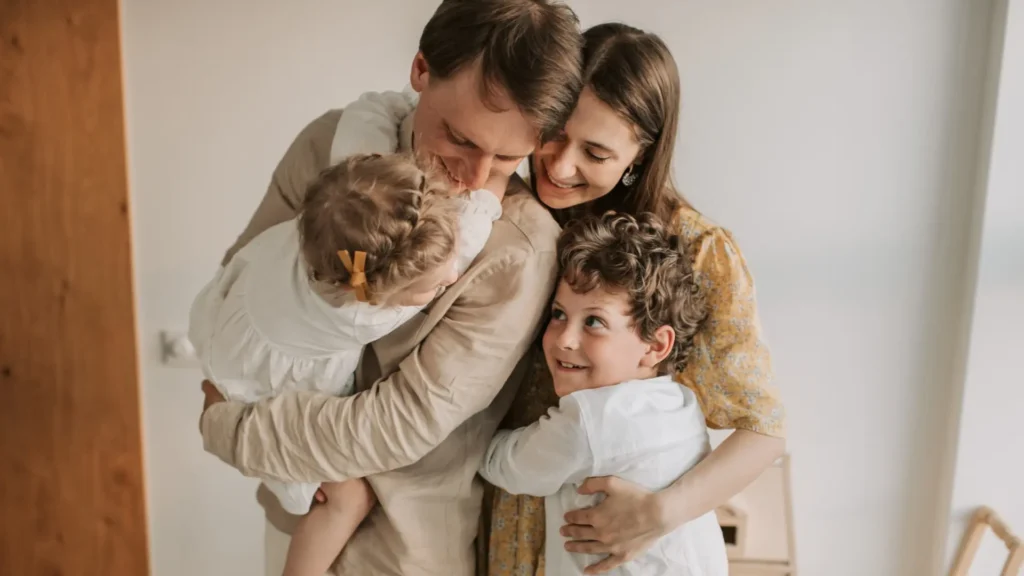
199 380 227 432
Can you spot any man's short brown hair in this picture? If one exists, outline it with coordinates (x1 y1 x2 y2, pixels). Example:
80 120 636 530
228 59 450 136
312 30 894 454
419 0 583 138
557 211 707 374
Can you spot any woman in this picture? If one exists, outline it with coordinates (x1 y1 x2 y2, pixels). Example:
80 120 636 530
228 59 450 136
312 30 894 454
486 23 786 575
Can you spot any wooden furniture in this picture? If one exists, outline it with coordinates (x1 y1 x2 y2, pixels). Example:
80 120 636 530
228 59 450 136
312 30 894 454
949 506 1023 576
1 0 150 574
717 454 797 576
718 503 749 558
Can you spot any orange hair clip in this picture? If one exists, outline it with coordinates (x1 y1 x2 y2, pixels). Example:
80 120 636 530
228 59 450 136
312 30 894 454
337 250 370 303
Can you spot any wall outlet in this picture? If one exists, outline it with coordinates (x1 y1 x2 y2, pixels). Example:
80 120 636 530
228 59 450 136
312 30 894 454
159 331 200 368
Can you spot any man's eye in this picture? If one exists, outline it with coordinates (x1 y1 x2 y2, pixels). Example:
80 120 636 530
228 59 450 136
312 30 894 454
447 130 472 147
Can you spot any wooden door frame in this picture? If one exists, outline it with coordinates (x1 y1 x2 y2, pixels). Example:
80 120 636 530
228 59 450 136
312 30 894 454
1 0 150 573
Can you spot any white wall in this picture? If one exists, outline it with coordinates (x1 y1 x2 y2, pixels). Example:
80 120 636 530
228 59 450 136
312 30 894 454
121 1 997 574
943 0 1024 572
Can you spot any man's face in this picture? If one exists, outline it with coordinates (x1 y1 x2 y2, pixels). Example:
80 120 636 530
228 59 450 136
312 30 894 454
409 53 537 193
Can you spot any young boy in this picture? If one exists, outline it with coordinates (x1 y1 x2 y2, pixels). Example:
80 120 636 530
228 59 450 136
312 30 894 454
480 211 729 576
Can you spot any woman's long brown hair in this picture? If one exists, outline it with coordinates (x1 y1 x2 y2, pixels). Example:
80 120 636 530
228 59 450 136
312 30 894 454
537 22 692 226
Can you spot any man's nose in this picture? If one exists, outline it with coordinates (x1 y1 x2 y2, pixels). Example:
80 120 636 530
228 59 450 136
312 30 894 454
463 155 493 190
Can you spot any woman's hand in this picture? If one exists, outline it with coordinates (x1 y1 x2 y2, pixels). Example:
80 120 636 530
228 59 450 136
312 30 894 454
560 476 670 574
199 380 227 431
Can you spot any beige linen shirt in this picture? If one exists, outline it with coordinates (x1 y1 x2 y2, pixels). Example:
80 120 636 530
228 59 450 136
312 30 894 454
200 109 560 575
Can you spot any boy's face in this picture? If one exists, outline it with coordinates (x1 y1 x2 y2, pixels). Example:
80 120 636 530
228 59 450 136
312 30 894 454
542 280 671 397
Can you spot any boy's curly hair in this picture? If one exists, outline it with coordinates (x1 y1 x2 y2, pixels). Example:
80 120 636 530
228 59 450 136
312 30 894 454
299 153 460 303
557 211 707 373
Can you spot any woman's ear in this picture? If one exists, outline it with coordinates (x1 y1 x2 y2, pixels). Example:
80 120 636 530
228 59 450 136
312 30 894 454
632 146 649 165
639 325 675 369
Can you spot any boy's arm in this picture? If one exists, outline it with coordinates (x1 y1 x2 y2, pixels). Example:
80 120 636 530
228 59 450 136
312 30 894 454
479 395 594 497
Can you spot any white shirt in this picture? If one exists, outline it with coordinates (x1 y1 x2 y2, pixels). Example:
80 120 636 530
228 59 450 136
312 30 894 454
187 88 501 515
480 376 729 576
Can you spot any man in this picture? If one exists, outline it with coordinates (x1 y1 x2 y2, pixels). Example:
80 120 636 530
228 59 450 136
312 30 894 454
199 1 583 574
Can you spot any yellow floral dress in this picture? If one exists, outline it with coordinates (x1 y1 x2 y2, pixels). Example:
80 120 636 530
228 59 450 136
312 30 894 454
485 206 786 576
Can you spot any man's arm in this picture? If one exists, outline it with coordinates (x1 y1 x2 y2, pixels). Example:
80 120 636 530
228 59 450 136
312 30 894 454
201 237 559 483
221 110 340 264
479 396 593 497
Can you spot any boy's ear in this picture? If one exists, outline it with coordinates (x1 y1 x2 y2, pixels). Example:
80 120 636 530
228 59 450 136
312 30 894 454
639 325 675 369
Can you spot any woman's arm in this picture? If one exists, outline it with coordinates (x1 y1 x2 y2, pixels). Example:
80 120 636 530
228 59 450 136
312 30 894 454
658 429 784 528
562 430 784 573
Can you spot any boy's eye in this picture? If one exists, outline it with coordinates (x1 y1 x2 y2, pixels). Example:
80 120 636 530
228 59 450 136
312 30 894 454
585 316 605 328
550 308 566 321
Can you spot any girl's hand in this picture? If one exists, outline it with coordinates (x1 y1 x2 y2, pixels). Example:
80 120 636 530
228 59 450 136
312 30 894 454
560 476 670 574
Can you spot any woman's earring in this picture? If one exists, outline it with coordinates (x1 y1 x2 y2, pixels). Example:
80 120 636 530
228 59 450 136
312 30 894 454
621 165 639 187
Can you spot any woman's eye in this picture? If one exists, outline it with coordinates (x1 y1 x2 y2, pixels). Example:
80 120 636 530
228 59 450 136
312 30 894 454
585 149 610 162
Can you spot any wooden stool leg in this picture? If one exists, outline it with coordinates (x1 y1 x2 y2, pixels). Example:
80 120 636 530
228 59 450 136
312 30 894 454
951 508 992 576
1000 545 1023 576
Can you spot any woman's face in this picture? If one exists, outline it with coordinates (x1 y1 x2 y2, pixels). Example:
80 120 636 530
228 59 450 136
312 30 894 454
533 88 642 210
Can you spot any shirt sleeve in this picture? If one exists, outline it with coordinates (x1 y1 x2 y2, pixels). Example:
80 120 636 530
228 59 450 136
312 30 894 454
479 394 594 497
455 197 500 274
200 238 560 483
328 88 416 163
677 227 787 437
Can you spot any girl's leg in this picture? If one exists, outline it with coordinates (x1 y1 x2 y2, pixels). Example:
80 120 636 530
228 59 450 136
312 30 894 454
282 478 377 576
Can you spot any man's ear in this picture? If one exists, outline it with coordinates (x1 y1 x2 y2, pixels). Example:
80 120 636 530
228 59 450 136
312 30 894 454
410 52 430 93
639 325 675 369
